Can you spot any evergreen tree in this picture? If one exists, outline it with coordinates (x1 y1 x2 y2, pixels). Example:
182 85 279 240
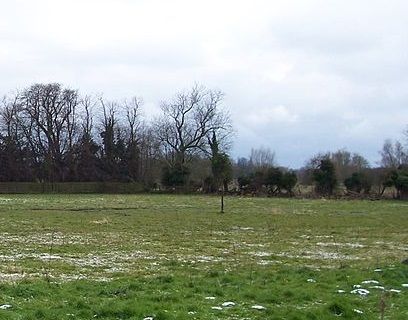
313 158 337 195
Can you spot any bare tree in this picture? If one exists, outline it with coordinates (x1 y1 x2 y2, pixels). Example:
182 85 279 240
0 94 20 140
380 139 407 169
138 125 162 185
123 97 143 181
71 95 101 181
249 147 276 171
156 84 232 167
99 98 120 179
0 94 33 181
124 97 143 145
331 149 370 181
80 95 96 141
17 83 79 182
351 153 370 170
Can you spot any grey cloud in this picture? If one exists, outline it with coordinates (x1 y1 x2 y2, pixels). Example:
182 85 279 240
1 0 408 168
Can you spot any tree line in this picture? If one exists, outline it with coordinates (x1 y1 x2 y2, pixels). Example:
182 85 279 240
0 82 407 198
0 83 232 191
234 146 408 199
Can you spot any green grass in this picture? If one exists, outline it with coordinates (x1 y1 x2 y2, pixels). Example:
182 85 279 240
0 194 407 319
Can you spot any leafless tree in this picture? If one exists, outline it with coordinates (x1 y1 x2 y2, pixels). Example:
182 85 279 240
331 149 370 181
380 139 407 169
80 95 96 141
138 125 162 185
249 147 276 171
0 94 21 141
123 97 143 181
124 97 143 145
0 94 31 181
17 83 79 181
98 98 121 179
155 84 232 167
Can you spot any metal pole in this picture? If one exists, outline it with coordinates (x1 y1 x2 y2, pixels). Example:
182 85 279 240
220 187 224 213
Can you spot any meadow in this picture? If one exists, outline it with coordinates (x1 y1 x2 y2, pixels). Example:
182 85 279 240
0 194 407 319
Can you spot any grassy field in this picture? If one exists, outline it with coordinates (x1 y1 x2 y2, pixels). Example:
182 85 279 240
0 194 407 319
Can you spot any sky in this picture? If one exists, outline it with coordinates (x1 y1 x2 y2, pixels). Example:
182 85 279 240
0 0 407 168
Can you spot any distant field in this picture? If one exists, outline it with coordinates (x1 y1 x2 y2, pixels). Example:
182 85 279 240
0 195 407 319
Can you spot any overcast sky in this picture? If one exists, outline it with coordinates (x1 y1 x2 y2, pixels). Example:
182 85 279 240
1 0 407 168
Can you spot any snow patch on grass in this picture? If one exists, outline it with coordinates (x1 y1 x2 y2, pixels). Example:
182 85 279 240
221 302 236 307
351 288 369 296
251 305 266 310
361 280 379 284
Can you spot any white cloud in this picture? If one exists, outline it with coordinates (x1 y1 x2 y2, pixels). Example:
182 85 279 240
246 105 298 126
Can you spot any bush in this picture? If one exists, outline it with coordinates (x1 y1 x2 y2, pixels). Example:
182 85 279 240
161 164 190 187
344 172 371 194
313 159 337 196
